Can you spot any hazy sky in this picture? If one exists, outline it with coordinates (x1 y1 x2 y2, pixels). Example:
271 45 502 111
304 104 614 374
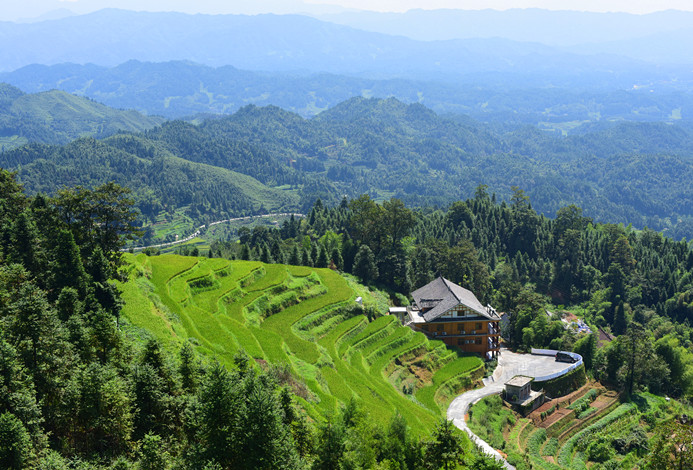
307 0 693 14
4 0 693 22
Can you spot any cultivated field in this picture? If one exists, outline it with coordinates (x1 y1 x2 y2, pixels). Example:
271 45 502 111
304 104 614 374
467 383 687 469
119 254 484 429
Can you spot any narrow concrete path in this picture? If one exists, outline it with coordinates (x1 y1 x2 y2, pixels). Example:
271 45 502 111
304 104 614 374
447 349 573 469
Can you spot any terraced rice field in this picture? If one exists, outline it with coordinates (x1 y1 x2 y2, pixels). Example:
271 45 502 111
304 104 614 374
468 384 684 470
119 253 483 429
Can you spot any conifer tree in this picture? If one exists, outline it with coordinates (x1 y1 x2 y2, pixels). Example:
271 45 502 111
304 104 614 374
289 245 302 266
316 245 328 268
353 245 378 284
51 230 88 297
613 300 628 336
302 247 313 267
179 341 199 393
330 247 343 270
425 419 464 470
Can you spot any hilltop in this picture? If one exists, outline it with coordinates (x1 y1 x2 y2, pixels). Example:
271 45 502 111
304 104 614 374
4 97 693 239
0 82 164 151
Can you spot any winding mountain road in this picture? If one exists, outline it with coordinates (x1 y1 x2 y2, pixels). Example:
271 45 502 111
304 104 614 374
126 212 304 251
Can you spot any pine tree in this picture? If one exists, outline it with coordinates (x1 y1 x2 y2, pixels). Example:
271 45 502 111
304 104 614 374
302 247 313 267
260 243 273 264
8 211 41 276
330 247 343 270
310 243 319 266
425 419 464 470
271 239 285 264
0 412 31 470
197 362 238 468
51 230 88 296
289 246 302 266
179 341 198 393
316 245 328 268
613 300 628 336
352 245 378 284
312 417 345 470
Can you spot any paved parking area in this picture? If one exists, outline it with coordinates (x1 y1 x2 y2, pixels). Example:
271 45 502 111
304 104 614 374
489 349 574 384
446 349 574 469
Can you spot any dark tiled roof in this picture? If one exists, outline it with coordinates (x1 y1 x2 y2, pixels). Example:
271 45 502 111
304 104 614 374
411 276 498 322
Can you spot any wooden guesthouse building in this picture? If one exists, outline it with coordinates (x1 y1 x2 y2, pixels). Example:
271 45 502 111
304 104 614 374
405 277 501 359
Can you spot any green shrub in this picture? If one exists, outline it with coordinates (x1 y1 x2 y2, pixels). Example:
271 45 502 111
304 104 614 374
568 389 598 412
527 429 547 455
558 403 635 467
586 439 613 463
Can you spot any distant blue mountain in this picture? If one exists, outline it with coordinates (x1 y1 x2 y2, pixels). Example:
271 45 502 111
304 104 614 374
315 8 693 50
4 60 692 125
0 8 671 78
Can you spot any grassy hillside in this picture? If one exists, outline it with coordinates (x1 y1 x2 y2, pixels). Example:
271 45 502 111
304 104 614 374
0 82 164 150
118 253 484 429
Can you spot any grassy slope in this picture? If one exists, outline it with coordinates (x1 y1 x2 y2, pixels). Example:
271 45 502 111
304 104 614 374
118 253 483 431
1 86 164 148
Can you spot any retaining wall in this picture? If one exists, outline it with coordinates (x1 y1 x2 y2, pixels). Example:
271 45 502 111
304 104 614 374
530 349 583 382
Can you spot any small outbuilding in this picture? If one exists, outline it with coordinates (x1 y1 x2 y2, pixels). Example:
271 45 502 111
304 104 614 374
504 375 545 413
388 306 408 322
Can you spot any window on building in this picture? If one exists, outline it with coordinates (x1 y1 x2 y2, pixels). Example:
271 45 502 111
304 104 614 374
437 324 443 331
476 322 482 330
475 338 482 345
457 324 464 332
457 339 464 346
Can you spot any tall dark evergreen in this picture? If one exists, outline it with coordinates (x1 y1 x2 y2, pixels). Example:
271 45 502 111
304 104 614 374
352 245 378 284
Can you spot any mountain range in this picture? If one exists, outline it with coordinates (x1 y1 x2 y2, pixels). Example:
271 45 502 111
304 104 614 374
0 8 688 81
2 60 691 127
3 96 693 239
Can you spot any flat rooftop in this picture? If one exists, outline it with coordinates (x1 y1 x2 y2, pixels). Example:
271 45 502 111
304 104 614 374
389 307 408 314
505 375 533 388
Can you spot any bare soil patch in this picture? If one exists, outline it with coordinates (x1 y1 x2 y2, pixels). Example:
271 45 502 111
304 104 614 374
537 408 572 428
408 363 433 385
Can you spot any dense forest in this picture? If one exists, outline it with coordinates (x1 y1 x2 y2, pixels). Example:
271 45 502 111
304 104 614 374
3 97 693 239
0 170 506 469
201 188 693 402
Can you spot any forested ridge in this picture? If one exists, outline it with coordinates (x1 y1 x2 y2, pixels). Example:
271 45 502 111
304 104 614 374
2 171 692 467
3 96 693 239
0 170 506 469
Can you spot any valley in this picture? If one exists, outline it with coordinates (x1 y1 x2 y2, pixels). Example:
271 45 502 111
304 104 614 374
2 3 693 469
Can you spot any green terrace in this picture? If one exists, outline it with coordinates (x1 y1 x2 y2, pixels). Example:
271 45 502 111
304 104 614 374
119 254 485 431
